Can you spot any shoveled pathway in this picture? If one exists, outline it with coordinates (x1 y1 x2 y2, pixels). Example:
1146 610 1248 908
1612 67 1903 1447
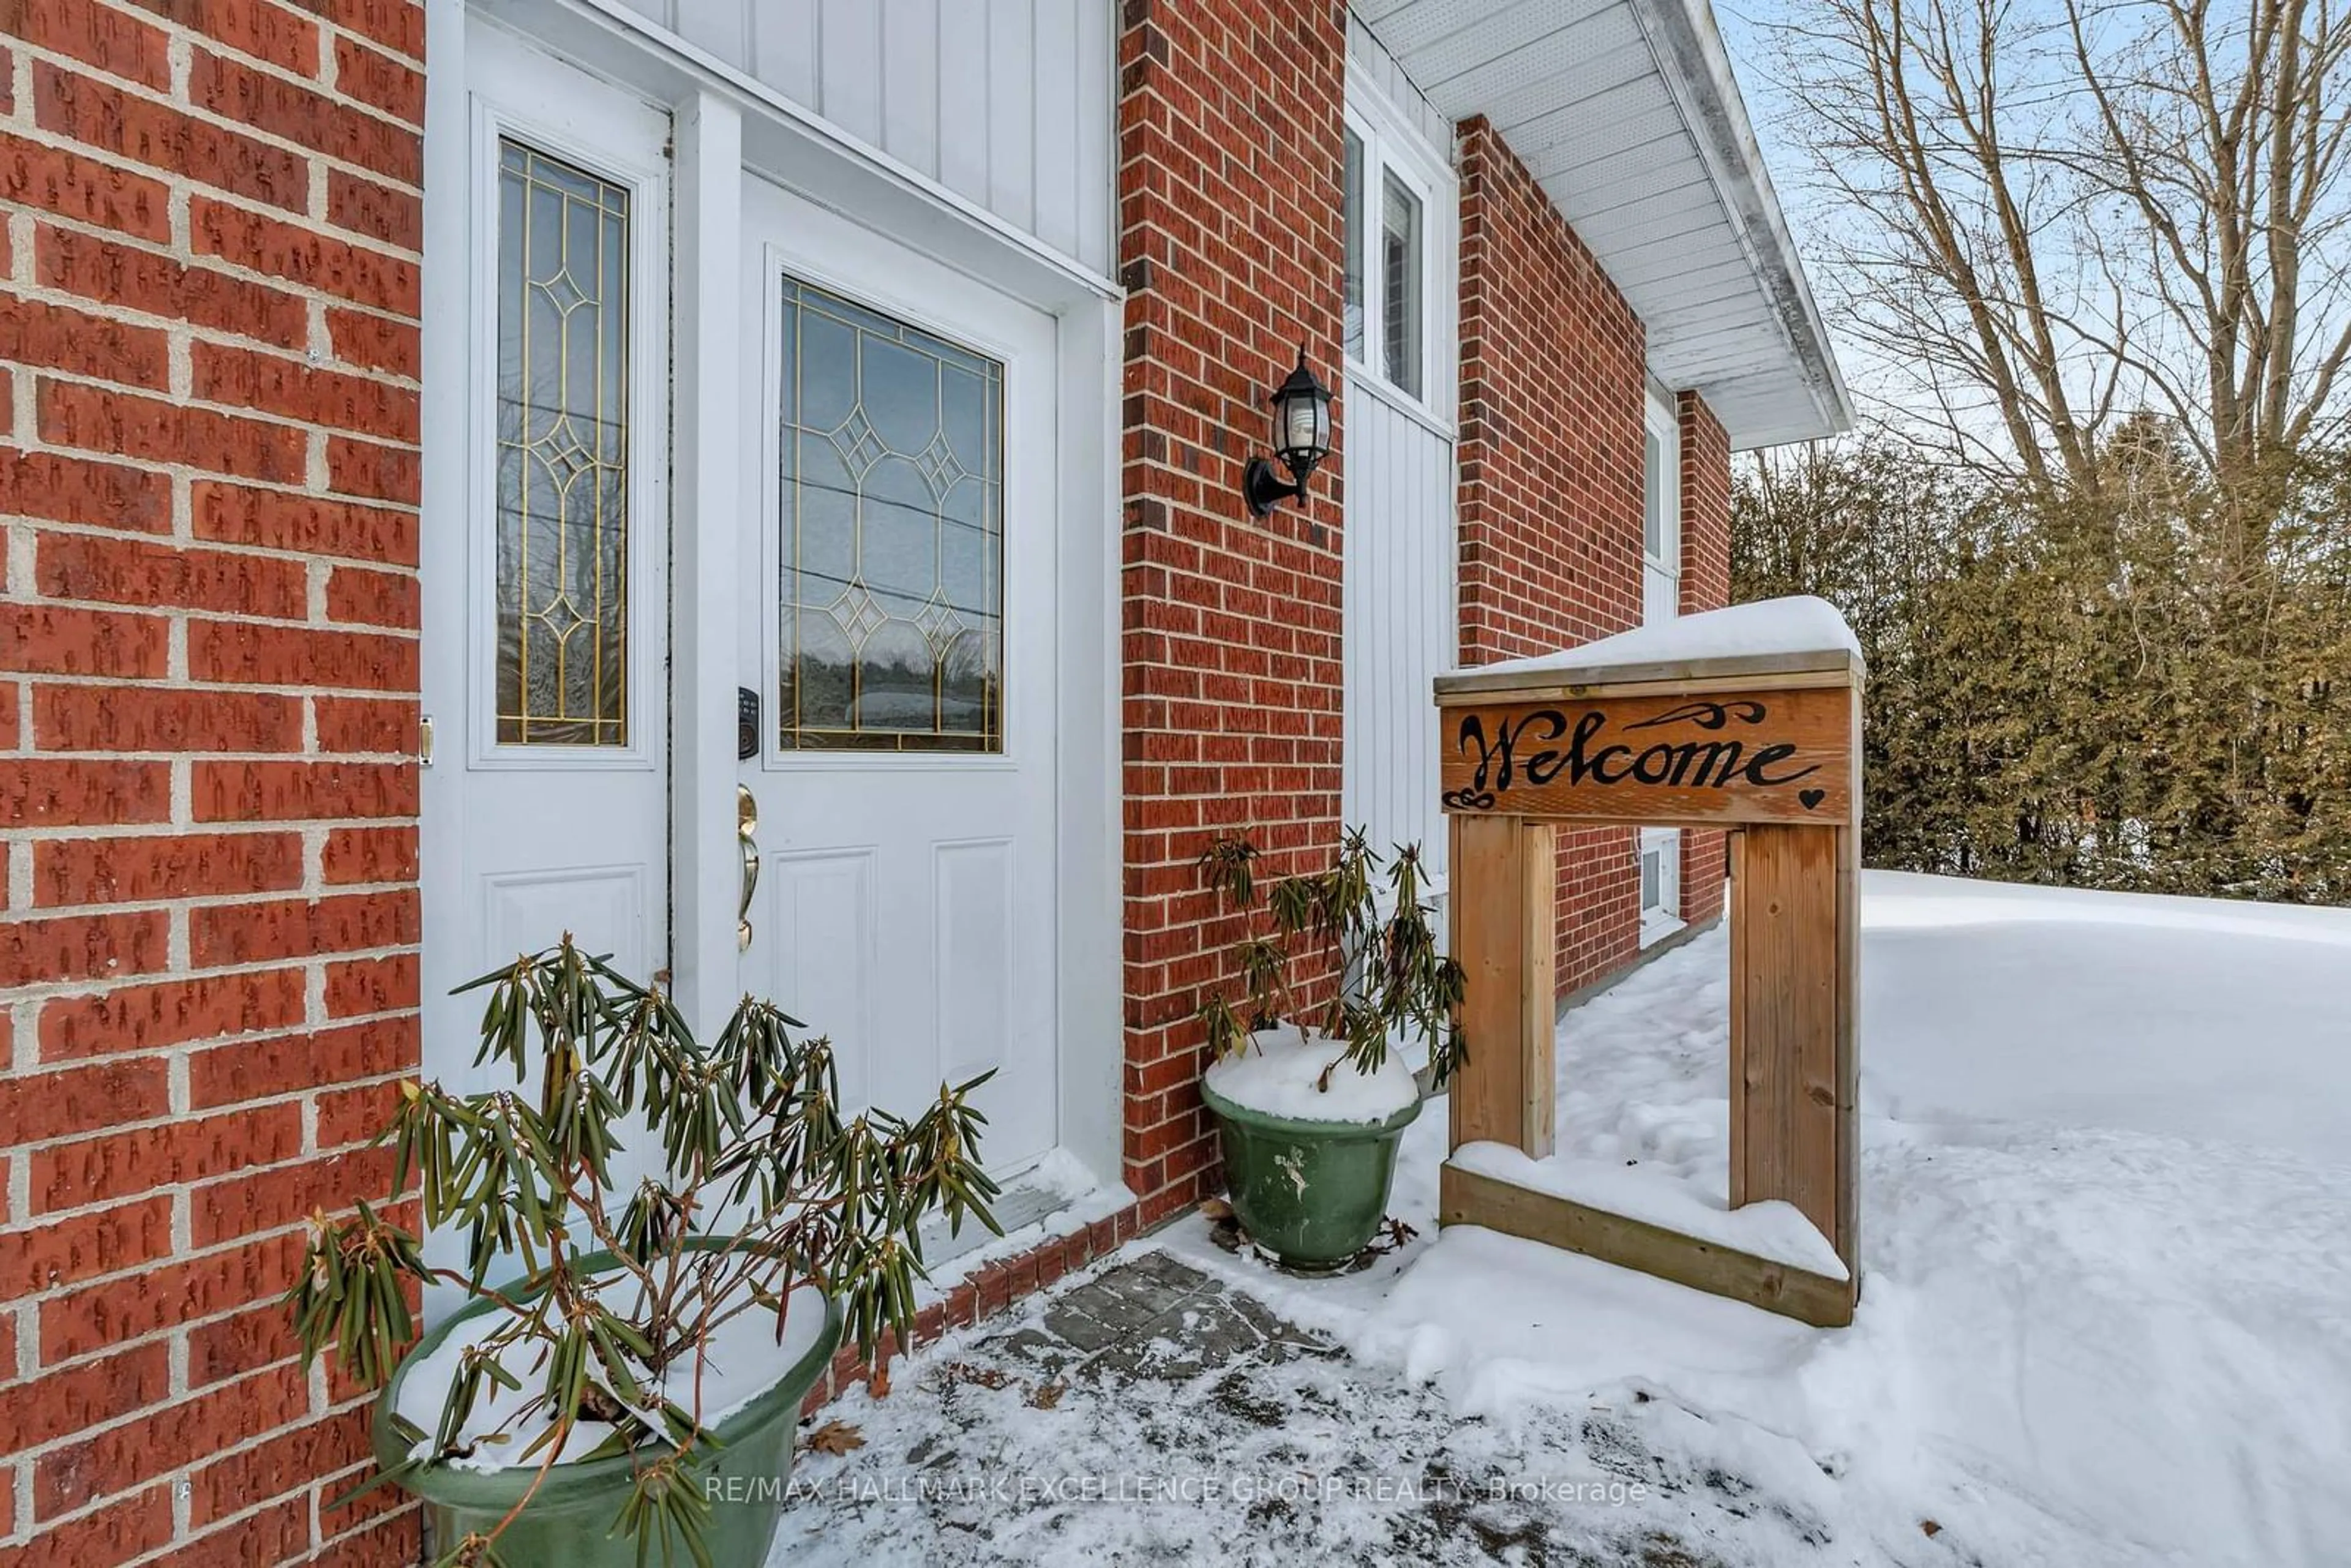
763 1247 1828 1567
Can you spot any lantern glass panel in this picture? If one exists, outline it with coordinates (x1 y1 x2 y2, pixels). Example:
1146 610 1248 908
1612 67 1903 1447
1281 392 1325 457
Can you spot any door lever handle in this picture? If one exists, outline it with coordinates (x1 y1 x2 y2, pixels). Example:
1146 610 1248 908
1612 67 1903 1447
737 783 759 951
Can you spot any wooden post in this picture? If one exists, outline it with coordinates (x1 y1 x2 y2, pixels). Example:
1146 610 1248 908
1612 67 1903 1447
1447 814 1558 1157
1834 677 1864 1273
1728 823 1840 1253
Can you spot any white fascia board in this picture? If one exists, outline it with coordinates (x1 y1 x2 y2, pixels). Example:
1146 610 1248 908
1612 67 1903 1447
1623 0 1851 441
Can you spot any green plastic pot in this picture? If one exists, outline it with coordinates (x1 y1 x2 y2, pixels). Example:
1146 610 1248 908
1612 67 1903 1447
370 1238 843 1567
1199 1078 1424 1272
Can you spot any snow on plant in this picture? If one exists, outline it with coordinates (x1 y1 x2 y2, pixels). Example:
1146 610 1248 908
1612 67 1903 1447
1196 829 1468 1092
283 937 1001 1567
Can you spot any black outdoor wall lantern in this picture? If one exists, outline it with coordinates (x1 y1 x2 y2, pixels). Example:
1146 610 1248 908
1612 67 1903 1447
1243 347 1335 516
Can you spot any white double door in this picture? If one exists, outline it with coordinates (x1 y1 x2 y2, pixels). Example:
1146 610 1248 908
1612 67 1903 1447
424 32 1062 1179
729 175 1060 1166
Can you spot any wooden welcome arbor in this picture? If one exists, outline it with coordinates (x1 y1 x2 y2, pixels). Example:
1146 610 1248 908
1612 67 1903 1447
1433 606 1862 1327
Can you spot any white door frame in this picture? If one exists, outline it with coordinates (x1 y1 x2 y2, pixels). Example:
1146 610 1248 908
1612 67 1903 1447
422 0 1127 1187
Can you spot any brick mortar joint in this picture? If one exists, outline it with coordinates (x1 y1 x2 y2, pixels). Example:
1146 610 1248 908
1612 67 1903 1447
0 266 424 388
13 1149 412 1267
0 1035 413 1135
17 356 424 443
0 122 425 291
8 21 425 154
0 931 422 1005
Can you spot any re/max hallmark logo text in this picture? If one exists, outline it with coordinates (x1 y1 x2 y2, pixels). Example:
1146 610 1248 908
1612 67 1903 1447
1441 698 1823 811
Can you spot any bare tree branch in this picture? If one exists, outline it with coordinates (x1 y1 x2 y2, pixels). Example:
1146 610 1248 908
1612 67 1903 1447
1760 0 2351 491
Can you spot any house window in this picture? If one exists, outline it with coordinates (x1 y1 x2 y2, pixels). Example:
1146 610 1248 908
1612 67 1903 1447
1380 171 1423 400
1640 384 1682 942
493 139 633 747
1642 388 1681 626
1640 828 1681 935
1341 107 1439 411
1343 128 1366 364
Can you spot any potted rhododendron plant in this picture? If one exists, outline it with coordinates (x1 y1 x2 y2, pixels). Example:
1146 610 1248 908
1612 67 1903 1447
1194 830 1466 1272
287 937 999 1567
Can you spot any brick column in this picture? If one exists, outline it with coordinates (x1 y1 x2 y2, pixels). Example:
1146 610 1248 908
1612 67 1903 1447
1114 0 1348 1223
0 2 426 1562
1678 389 1731 929
1454 116 1649 998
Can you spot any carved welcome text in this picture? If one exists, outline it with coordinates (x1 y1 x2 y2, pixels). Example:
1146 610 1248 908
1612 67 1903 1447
1441 699 1821 812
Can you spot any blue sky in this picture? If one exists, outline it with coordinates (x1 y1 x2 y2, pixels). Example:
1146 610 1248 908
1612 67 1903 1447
1709 1 1862 403
1711 2 1804 178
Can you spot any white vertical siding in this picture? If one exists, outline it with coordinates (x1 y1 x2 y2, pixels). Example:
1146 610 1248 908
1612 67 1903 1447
672 0 744 64
1029 0 1082 258
1346 10 1449 155
881 0 941 171
985 1 1036 231
817 0 885 146
1341 382 1455 885
1343 16 1457 890
935 1 992 202
748 1 818 101
606 0 1118 277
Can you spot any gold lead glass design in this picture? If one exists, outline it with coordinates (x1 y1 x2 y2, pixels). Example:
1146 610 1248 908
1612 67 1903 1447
494 140 631 746
776 278 1003 753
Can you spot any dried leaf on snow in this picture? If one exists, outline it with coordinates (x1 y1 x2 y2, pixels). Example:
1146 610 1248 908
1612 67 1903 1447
803 1419 865 1456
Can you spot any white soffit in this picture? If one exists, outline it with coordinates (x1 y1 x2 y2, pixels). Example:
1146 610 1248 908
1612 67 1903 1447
1357 0 1851 449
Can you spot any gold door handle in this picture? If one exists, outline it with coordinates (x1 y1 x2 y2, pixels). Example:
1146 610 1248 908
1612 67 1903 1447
737 783 760 951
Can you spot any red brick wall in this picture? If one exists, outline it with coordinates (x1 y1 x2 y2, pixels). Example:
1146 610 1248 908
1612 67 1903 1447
0 2 426 1563
1453 115 1649 996
1678 389 1731 928
1114 0 1348 1222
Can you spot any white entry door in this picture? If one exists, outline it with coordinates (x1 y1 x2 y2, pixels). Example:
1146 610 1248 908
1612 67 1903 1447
421 31 672 1096
732 174 1060 1171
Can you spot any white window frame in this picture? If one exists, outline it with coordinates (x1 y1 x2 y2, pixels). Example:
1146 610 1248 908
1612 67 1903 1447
1640 380 1684 943
748 241 1033 778
1638 828 1682 940
1641 381 1681 629
1342 70 1457 430
463 60 670 774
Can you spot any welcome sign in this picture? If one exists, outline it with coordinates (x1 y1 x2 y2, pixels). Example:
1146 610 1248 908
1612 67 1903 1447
1436 683 1853 825
1434 602 1864 1328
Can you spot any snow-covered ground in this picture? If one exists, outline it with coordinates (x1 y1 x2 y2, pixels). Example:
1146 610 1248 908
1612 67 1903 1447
783 872 2351 1565
1162 871 2351 1566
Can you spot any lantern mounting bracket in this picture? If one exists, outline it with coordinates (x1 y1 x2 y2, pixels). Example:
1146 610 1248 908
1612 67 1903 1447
1243 456 1305 516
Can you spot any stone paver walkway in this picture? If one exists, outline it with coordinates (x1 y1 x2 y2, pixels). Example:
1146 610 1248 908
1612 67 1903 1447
765 1247 1834 1567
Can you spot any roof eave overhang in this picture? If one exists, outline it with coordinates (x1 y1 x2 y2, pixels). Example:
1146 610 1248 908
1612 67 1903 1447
1626 0 1851 447
1359 0 1853 450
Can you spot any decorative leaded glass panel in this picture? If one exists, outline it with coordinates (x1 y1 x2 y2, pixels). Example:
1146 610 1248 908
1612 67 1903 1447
775 278 1003 752
494 140 631 746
